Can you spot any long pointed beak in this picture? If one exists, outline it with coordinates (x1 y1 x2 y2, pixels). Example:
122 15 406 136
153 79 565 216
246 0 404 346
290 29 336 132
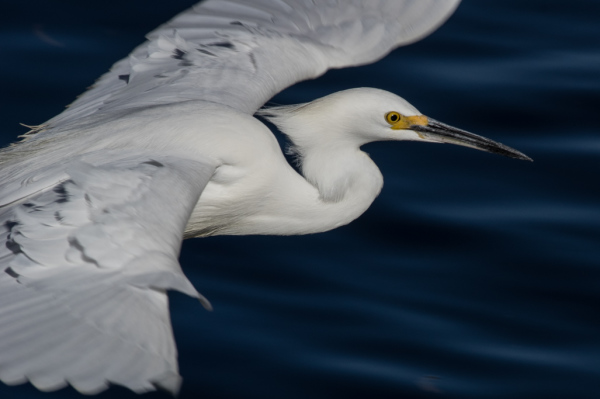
409 118 532 161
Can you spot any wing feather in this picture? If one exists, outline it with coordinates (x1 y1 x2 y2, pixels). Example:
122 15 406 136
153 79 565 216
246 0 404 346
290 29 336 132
0 155 215 394
0 1 463 394
40 0 460 133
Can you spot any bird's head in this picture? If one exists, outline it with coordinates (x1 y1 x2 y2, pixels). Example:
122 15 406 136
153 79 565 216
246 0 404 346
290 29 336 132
260 87 531 161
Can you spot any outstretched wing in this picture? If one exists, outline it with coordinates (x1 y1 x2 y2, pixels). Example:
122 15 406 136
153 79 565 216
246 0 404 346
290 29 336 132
0 0 462 394
43 0 460 132
0 155 215 394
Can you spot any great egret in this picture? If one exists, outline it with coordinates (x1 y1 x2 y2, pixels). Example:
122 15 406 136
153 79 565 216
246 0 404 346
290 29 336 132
0 0 530 395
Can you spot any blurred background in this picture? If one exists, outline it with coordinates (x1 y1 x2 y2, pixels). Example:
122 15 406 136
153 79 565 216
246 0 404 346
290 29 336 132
0 0 599 398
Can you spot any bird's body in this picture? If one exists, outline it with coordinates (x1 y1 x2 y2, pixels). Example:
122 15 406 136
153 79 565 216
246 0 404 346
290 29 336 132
0 0 530 395
0 96 381 238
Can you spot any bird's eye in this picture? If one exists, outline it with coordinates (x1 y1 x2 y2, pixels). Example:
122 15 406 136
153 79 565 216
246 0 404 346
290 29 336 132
385 112 401 124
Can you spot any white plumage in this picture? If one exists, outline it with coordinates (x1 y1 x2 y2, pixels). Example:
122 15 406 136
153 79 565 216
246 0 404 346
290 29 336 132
0 154 214 393
0 0 529 395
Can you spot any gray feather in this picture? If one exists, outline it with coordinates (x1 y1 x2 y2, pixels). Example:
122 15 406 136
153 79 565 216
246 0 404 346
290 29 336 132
0 155 215 394
38 0 460 133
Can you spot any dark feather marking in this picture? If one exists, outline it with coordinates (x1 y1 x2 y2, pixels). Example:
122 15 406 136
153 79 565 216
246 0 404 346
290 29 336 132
230 21 244 26
68 238 99 267
142 160 164 168
172 48 186 60
250 53 258 70
4 267 19 278
53 183 70 203
197 49 216 56
54 211 63 222
154 74 168 78
53 185 67 195
179 60 193 67
22 203 34 208
209 42 235 49
6 240 22 255
118 74 130 84
4 221 18 230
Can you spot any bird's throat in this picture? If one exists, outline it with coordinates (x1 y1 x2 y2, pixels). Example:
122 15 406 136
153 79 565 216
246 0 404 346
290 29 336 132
299 147 383 215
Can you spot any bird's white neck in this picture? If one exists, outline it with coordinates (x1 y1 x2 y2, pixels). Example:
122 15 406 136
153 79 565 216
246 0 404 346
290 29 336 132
243 105 384 235
297 144 384 231
236 144 383 236
299 145 382 203
187 99 385 237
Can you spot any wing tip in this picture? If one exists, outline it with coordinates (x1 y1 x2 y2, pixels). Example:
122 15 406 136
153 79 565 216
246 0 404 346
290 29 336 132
198 292 213 311
152 371 183 397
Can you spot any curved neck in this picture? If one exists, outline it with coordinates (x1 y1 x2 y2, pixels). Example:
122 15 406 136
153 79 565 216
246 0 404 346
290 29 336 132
301 145 382 203
244 145 383 236
239 105 386 236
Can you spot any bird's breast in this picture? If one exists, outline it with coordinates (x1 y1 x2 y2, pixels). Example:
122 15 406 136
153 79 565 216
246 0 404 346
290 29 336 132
176 105 290 237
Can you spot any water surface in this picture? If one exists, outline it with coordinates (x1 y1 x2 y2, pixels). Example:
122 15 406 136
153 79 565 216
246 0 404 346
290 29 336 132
0 0 599 398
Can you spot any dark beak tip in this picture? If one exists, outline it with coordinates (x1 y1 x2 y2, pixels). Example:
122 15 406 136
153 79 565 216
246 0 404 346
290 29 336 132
413 119 533 162
507 150 533 162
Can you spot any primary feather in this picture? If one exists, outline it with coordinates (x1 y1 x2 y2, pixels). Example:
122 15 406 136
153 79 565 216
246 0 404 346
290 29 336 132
35 0 459 134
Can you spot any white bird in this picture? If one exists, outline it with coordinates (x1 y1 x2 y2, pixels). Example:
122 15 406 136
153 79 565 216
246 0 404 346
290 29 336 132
0 0 530 396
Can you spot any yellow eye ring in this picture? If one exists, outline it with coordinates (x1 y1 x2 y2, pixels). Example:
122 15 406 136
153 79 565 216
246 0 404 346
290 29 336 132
385 111 401 124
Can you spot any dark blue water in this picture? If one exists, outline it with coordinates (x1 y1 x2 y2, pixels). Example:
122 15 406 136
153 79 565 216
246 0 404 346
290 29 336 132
1 0 599 398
